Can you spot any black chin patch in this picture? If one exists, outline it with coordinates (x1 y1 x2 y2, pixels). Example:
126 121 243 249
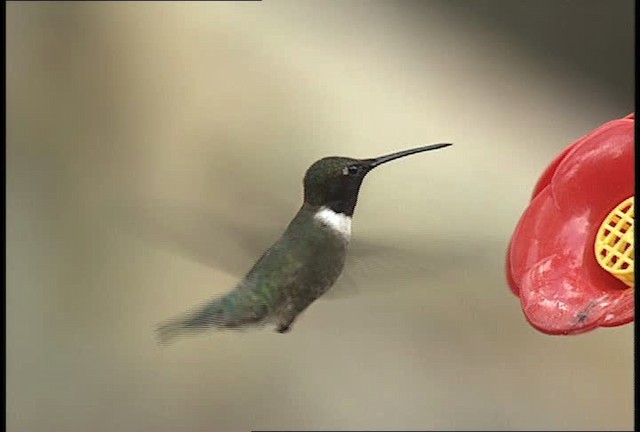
326 197 357 216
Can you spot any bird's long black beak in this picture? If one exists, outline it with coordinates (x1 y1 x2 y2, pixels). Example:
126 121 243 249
365 143 452 170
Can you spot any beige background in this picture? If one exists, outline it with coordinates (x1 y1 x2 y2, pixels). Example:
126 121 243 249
7 1 633 431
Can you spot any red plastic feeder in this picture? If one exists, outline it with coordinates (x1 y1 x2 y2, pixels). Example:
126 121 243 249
507 113 635 335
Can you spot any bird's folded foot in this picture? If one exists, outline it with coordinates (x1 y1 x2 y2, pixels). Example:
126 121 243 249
276 324 292 333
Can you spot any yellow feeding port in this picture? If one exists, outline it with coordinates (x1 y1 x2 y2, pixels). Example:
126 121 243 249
595 196 634 288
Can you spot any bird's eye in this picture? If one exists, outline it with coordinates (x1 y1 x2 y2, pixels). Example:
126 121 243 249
346 165 360 176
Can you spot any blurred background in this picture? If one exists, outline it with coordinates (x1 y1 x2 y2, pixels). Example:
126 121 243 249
6 1 634 431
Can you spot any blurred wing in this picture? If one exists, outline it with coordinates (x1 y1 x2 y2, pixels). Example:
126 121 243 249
110 194 295 277
110 193 501 300
324 235 500 300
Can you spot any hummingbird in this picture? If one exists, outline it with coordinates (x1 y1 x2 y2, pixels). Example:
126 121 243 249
157 143 452 342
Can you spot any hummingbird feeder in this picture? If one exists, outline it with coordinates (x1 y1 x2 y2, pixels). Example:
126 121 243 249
506 113 635 335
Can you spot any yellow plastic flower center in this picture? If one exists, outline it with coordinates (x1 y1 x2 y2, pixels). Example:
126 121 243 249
594 196 634 288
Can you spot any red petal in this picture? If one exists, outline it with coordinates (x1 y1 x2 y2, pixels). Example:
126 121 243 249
550 118 634 218
518 252 634 334
509 184 634 334
532 116 634 201
509 189 565 284
531 145 576 200
505 237 520 296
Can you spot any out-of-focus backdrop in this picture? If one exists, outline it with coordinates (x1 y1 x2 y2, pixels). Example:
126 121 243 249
6 1 634 431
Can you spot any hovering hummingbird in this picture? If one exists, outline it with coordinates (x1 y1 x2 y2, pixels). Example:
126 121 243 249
157 143 452 342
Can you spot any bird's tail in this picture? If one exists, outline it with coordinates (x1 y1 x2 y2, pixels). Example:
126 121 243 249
156 290 270 344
